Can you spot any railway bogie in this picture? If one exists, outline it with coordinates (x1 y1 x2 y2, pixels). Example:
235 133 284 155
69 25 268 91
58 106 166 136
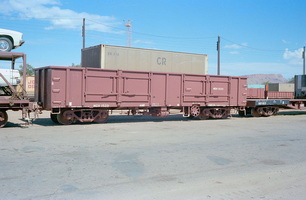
50 108 109 125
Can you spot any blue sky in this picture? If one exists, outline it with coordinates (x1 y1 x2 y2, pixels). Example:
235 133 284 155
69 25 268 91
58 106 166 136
1 0 305 79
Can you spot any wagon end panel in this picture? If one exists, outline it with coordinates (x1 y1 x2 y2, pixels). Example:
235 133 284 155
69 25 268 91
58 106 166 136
35 68 52 109
36 67 84 110
49 68 67 108
230 77 247 107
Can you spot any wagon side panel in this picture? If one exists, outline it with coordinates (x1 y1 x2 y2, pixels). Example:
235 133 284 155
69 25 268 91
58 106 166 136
182 75 206 105
84 68 118 107
166 74 182 107
151 73 167 107
120 71 150 107
206 76 230 106
66 68 83 107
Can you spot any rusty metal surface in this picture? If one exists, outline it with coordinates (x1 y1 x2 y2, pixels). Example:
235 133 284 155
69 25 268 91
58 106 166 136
266 91 294 99
35 66 247 110
0 51 25 61
247 88 265 99
247 88 294 99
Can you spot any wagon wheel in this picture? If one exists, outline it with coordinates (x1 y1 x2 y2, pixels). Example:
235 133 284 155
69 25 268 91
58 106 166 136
190 105 201 117
262 106 279 117
199 108 209 120
0 110 8 128
221 109 230 119
252 108 261 117
50 113 59 124
238 110 246 117
57 110 74 125
93 110 109 123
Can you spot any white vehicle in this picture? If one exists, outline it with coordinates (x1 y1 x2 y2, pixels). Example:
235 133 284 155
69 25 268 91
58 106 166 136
0 28 24 52
0 69 21 86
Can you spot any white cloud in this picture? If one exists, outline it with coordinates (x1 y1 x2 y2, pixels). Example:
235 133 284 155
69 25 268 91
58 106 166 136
281 39 290 44
229 51 239 55
224 42 248 49
224 44 241 49
133 40 155 45
0 0 122 33
283 48 303 65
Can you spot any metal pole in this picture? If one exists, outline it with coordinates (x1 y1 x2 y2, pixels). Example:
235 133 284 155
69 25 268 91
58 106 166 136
217 36 220 75
303 46 305 75
82 18 85 49
22 54 27 96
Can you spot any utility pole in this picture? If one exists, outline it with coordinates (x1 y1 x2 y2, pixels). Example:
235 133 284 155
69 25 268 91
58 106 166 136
82 18 85 49
303 46 305 75
217 35 221 75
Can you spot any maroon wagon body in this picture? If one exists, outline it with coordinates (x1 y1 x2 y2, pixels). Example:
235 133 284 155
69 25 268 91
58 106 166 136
266 91 294 99
35 66 247 111
247 88 265 99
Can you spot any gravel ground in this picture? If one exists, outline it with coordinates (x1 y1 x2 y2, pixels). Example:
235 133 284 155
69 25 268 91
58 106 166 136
1 110 306 200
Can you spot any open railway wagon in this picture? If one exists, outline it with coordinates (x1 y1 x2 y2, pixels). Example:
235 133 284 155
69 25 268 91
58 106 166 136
0 52 37 127
35 66 248 125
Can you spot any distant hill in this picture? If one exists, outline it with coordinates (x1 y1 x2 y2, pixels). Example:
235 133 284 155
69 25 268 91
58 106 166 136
243 74 288 85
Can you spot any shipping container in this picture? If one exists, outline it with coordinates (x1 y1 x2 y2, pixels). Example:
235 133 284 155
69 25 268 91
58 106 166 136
295 75 306 98
81 44 208 75
268 83 294 92
247 84 265 89
16 76 35 98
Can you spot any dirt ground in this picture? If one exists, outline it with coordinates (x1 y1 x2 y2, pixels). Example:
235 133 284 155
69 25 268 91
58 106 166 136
1 110 306 200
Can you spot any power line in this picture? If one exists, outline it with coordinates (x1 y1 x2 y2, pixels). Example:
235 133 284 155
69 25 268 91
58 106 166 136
87 19 215 40
221 36 300 52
